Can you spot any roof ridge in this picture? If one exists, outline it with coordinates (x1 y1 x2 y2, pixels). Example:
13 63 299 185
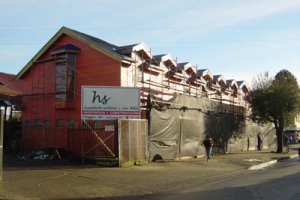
64 27 119 49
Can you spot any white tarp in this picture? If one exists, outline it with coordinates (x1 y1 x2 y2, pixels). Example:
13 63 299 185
81 86 140 120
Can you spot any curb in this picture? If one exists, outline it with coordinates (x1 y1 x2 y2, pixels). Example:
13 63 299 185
248 154 298 170
248 160 277 170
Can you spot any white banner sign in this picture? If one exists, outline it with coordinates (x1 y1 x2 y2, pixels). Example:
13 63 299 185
81 86 140 120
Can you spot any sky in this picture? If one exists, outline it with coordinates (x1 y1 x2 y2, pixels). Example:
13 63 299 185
1 0 300 87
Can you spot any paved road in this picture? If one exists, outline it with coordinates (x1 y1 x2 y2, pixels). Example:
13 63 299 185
152 156 300 200
0 145 298 200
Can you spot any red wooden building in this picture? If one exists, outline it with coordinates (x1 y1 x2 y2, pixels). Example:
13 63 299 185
12 26 251 155
16 27 136 152
0 72 23 152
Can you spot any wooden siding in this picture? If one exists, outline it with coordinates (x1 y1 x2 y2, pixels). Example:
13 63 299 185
21 34 122 152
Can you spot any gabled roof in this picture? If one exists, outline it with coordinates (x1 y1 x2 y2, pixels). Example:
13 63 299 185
177 62 189 68
197 69 213 80
69 28 118 49
178 62 197 74
116 43 152 61
117 42 150 53
237 81 250 92
0 85 21 96
213 75 226 84
0 72 22 102
154 54 177 69
0 73 15 85
16 26 134 79
115 44 138 54
152 54 166 60
226 79 238 89
0 72 22 93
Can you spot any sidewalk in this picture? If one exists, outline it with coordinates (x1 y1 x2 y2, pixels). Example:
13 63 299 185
171 144 299 171
210 145 298 170
0 144 299 200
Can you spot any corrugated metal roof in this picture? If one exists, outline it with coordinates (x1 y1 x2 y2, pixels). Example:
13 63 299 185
153 54 167 59
0 72 22 93
0 85 21 96
115 44 139 51
67 27 118 49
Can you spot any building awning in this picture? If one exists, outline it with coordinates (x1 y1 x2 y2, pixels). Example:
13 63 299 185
0 99 11 106
284 127 300 131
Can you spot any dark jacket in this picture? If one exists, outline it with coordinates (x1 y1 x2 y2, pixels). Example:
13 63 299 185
203 138 213 148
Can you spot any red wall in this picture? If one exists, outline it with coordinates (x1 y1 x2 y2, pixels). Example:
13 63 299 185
21 34 121 152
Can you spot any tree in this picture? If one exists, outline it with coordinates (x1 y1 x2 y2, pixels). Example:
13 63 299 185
248 69 300 153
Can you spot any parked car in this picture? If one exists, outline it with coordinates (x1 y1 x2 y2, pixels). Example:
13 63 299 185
283 130 300 144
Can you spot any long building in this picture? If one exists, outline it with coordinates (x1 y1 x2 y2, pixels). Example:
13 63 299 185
1 27 252 155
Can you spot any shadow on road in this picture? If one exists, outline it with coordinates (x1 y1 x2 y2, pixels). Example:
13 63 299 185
59 172 300 200
3 154 97 171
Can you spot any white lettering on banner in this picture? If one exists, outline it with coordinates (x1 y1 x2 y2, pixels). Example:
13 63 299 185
82 110 140 115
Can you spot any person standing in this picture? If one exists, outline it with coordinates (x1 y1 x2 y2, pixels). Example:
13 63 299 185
247 136 250 151
257 132 262 151
203 135 213 161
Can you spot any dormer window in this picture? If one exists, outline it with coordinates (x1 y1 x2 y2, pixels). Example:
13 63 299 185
51 44 80 101
55 54 75 101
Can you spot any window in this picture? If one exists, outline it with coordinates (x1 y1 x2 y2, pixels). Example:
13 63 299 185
43 120 50 128
56 119 62 128
24 120 30 128
33 119 39 128
67 119 74 129
55 54 76 101
94 121 102 129
81 121 89 128
296 114 300 122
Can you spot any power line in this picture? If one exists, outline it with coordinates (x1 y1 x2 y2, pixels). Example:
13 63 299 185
0 38 300 46
0 26 299 31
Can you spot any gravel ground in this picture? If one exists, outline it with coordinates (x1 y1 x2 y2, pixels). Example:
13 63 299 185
0 145 298 200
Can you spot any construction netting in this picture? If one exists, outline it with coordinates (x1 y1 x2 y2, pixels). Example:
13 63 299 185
148 93 276 161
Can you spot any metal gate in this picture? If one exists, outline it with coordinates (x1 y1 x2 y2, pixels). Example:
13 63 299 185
68 119 148 166
68 120 118 164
